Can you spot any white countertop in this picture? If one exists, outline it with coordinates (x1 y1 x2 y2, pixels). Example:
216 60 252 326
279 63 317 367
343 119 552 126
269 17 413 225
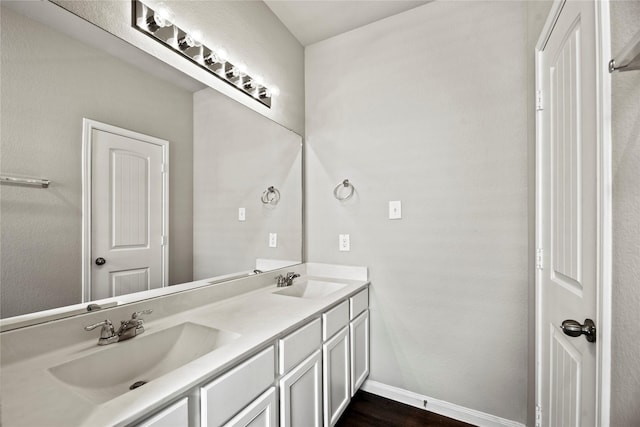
0 267 368 427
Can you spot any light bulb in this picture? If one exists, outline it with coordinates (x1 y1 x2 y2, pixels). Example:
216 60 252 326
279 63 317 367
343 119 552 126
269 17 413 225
254 75 265 87
216 48 228 63
189 30 204 47
204 51 220 65
154 4 175 28
236 62 248 77
270 86 280 97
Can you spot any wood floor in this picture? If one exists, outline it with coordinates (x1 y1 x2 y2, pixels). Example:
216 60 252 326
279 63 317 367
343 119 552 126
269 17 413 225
336 391 476 427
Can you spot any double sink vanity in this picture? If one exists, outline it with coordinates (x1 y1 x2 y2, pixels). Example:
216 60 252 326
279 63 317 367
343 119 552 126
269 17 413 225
0 263 370 427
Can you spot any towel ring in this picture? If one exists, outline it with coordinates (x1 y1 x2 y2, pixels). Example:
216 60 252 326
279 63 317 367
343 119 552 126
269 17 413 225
261 186 280 205
333 179 355 201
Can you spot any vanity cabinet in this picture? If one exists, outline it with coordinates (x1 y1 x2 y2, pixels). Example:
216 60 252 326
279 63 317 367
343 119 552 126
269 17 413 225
131 286 369 427
279 350 323 427
137 397 189 427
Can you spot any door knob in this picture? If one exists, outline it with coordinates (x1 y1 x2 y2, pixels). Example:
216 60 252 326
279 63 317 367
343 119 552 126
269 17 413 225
95 257 106 266
561 318 596 342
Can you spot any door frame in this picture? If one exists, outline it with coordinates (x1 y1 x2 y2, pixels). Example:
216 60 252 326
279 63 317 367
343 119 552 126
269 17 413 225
534 0 612 425
81 118 169 302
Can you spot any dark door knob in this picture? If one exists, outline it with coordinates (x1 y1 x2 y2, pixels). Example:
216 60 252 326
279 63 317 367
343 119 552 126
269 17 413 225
95 257 106 266
561 318 596 342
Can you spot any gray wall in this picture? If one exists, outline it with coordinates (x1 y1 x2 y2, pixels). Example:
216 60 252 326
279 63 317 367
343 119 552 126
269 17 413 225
193 89 302 279
0 6 193 317
610 1 640 425
54 0 305 135
305 1 531 423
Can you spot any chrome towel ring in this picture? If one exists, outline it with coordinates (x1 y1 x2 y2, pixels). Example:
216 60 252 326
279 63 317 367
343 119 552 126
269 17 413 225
261 186 280 205
333 179 355 201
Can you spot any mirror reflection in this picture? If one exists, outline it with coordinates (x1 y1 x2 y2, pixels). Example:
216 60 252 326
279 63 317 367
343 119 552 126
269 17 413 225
0 1 302 320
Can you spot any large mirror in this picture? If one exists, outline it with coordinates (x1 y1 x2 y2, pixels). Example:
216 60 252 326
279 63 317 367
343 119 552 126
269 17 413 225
0 1 302 324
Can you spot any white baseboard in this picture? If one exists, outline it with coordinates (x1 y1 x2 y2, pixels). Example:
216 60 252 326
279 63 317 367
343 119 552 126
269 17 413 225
361 380 525 427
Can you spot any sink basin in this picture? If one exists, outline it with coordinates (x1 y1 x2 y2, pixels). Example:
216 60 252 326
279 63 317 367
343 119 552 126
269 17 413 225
49 322 240 404
273 280 347 299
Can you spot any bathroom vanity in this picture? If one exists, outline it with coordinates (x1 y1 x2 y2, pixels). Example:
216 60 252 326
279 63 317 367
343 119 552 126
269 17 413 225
0 263 369 427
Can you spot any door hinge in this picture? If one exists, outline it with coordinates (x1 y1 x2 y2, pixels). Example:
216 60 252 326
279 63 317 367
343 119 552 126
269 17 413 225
536 248 544 270
161 235 168 246
535 404 542 427
161 163 168 174
536 90 544 111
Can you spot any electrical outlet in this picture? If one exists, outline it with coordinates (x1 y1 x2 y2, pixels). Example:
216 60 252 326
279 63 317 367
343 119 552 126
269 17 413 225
389 200 402 219
339 234 350 251
269 233 277 248
238 207 246 221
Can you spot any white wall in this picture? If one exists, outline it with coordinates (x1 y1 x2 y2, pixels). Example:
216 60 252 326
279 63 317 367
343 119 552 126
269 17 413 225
193 89 302 279
610 1 640 425
305 1 530 423
0 6 193 317
53 0 304 135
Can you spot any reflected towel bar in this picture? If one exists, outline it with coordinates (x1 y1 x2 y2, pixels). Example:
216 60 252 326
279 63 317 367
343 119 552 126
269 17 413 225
0 175 50 188
609 27 640 72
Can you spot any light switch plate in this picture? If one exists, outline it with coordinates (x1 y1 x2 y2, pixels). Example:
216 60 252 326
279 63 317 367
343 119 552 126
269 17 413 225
339 234 350 251
389 200 402 219
238 207 246 221
269 233 277 248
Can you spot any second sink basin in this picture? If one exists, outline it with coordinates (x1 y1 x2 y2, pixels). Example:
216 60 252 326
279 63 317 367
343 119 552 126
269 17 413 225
48 322 240 404
273 280 347 299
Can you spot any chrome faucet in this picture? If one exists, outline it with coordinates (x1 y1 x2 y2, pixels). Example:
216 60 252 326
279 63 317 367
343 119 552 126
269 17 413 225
275 272 300 287
84 309 153 345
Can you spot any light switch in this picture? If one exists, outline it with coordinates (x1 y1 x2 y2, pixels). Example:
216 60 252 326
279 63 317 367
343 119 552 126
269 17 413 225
269 233 277 248
339 234 350 251
238 207 246 221
389 200 402 219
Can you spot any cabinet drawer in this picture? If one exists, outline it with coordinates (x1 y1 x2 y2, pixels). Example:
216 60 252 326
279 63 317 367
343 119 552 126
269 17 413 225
201 346 275 427
137 397 189 427
279 318 321 374
322 300 349 341
349 288 369 320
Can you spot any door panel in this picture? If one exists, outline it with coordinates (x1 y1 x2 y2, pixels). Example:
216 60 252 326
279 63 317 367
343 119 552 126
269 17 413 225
91 128 164 300
111 150 149 248
539 1 598 425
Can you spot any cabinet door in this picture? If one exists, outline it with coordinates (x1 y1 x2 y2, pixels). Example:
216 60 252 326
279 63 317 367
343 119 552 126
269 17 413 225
350 310 370 396
136 397 189 427
223 387 277 427
279 349 322 427
322 327 350 427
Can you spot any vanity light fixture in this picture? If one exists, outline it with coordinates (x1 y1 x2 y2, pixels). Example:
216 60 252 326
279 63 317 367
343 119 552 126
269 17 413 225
133 0 276 108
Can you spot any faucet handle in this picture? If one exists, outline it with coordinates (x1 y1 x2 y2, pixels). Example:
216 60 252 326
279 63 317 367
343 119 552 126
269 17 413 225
275 274 286 286
84 319 115 338
131 309 153 320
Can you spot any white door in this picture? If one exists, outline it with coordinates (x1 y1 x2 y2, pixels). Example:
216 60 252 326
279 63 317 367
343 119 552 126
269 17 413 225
279 349 322 427
538 1 601 425
84 120 168 301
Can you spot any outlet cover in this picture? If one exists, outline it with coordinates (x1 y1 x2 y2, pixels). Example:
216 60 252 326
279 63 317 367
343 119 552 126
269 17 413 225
389 200 402 219
238 207 246 221
339 234 350 251
269 233 277 248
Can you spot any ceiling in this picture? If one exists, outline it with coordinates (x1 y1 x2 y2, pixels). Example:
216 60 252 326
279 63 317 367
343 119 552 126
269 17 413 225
263 1 431 46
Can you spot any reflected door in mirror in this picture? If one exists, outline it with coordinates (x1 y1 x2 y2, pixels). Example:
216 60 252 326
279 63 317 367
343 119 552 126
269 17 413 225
90 126 167 300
